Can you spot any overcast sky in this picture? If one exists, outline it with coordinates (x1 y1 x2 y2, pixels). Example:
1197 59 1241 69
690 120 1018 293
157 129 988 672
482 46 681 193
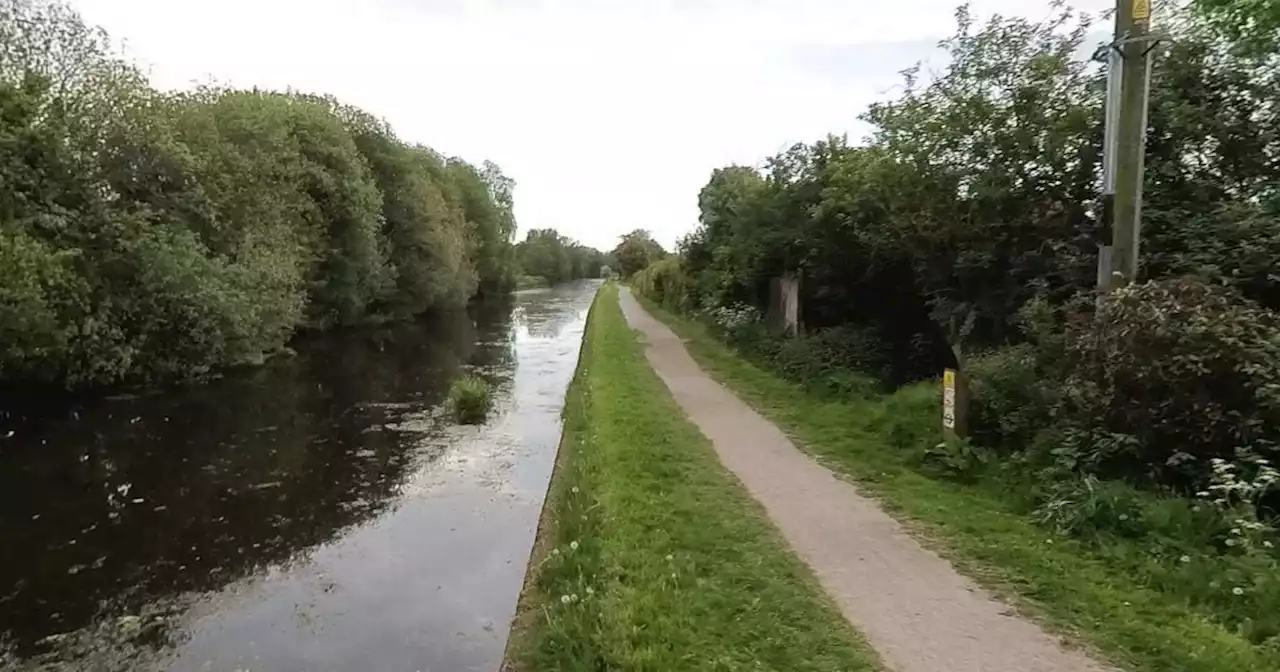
69 0 1111 251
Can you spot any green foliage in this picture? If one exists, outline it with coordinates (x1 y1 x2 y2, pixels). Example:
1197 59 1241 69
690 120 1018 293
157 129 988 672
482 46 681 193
876 381 943 455
0 0 526 388
448 374 493 424
446 159 518 296
921 437 993 481
765 327 889 398
631 257 690 310
651 3 1280 661
1191 0 1280 55
1055 278 1280 487
669 2 1280 496
610 229 665 278
515 229 605 286
967 345 1051 454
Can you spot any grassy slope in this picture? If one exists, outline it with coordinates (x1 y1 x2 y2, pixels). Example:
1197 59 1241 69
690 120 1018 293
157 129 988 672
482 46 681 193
504 285 880 672
636 297 1277 672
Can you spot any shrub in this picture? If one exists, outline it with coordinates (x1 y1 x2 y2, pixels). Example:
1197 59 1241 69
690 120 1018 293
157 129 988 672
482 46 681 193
921 437 993 481
1055 277 1280 487
1032 476 1152 538
448 374 493 424
876 381 942 455
967 345 1050 453
769 325 890 397
634 257 691 310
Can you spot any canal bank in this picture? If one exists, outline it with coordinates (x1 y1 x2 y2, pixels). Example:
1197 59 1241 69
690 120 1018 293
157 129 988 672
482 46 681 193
1 281 601 672
505 284 878 671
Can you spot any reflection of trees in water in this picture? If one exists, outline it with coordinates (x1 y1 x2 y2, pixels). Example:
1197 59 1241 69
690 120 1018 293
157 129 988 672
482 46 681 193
466 296 518 398
0 307 513 665
515 290 591 340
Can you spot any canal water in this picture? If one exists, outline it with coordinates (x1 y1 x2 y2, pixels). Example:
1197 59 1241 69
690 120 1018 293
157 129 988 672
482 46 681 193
0 280 601 672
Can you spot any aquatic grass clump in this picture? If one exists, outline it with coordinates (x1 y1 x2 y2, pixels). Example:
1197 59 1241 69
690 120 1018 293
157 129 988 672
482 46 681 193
448 374 493 424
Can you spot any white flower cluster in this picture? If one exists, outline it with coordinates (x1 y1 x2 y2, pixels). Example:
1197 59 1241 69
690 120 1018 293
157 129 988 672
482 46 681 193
1200 456 1280 506
708 303 761 331
1196 455 1279 553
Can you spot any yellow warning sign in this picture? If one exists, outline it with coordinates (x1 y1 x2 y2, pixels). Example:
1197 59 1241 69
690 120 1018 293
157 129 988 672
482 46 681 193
1133 0 1151 21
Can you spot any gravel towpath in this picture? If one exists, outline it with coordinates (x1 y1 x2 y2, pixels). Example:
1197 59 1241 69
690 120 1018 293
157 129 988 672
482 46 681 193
618 288 1112 672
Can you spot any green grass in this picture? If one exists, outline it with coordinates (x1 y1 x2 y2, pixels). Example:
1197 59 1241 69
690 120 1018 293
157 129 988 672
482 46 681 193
504 284 880 672
636 295 1280 672
448 374 493 424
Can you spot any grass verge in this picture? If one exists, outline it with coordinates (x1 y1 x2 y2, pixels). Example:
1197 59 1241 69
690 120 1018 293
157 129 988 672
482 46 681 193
636 295 1280 672
503 284 880 672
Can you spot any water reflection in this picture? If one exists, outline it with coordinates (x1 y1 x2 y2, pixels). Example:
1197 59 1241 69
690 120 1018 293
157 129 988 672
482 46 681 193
0 281 599 671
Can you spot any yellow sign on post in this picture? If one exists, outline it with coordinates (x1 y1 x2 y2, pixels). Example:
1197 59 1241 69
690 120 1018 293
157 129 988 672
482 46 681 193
1133 0 1151 21
942 369 957 430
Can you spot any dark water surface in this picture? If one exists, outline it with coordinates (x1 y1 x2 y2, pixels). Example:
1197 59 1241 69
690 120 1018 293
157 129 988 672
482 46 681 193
0 281 600 672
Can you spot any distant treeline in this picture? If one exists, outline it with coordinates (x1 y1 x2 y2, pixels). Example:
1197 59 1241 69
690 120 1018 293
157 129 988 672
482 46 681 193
0 0 598 389
515 229 610 287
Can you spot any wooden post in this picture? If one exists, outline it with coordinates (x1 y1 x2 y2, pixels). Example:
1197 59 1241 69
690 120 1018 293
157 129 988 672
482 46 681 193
943 368 968 440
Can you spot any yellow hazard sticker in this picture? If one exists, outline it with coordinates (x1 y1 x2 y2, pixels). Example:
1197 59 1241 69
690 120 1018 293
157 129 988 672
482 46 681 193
1133 0 1151 21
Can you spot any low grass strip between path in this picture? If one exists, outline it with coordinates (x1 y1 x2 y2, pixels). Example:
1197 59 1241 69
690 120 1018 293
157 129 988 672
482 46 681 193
504 284 880 672
636 295 1279 672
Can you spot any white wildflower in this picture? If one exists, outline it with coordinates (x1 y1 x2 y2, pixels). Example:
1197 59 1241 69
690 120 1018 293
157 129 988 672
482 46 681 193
585 587 595 595
1233 587 1245 596
1180 555 1191 563
665 554 673 561
571 486 579 494
560 595 571 604
569 540 579 551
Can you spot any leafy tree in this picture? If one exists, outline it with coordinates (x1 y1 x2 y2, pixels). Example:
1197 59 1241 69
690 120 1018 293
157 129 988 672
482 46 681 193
663 1 1280 484
0 0 548 388
1192 0 1280 55
612 229 666 278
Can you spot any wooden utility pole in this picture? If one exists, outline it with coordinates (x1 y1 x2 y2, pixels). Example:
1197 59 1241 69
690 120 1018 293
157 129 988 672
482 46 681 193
1109 0 1156 288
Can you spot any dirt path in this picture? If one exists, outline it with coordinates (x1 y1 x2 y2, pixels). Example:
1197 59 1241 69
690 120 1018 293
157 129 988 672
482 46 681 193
618 289 1112 672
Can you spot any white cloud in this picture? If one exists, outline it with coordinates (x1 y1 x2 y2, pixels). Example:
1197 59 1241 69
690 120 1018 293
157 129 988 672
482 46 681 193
68 0 1111 250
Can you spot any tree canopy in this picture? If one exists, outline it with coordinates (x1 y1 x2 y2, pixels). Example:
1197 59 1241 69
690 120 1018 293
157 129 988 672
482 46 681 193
611 229 667 278
0 0 526 388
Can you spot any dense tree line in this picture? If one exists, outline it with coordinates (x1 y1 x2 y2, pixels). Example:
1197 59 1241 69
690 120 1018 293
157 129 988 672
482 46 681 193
514 229 608 286
643 2 1280 490
0 0 521 388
